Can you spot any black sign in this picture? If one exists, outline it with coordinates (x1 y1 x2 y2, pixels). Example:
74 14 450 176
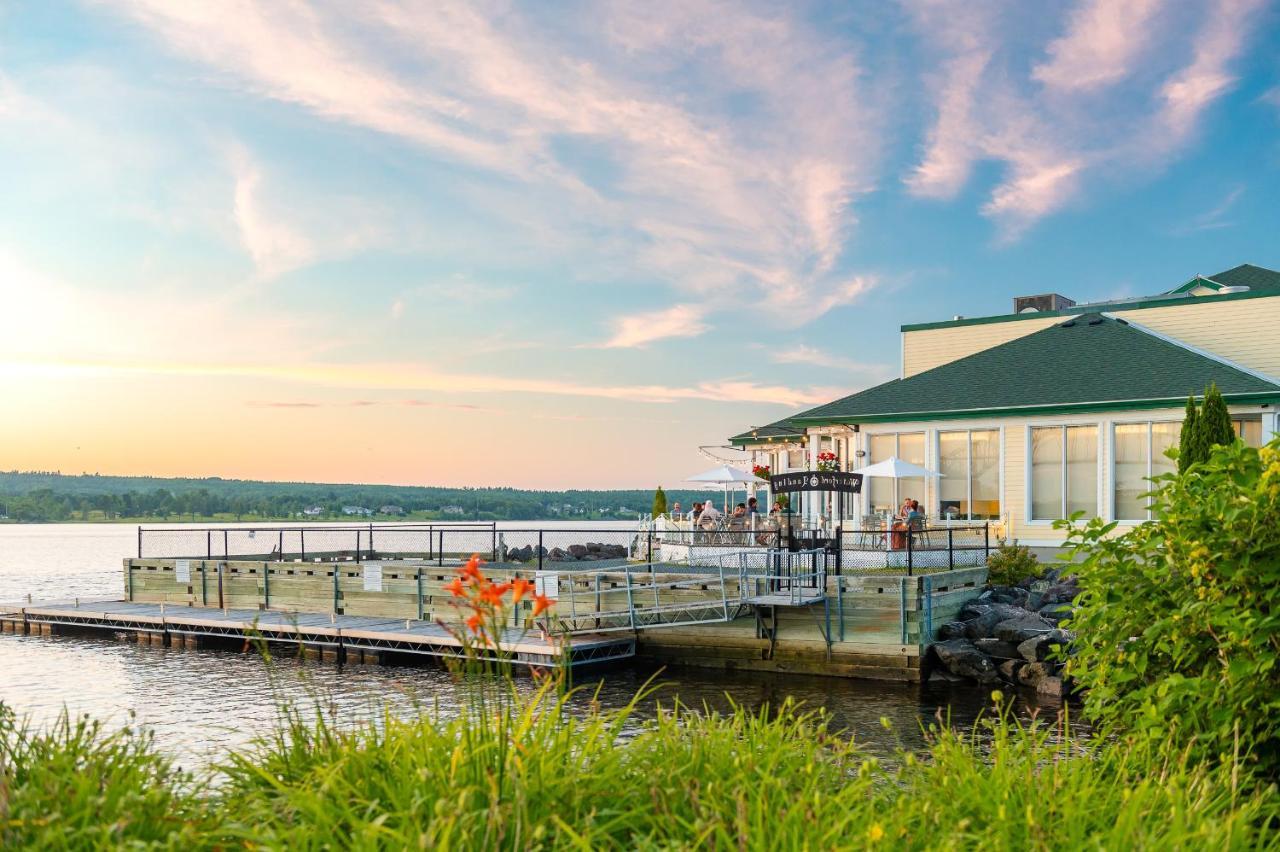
769 471 863 494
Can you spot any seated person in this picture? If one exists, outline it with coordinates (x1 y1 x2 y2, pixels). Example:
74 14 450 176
692 502 703 521
906 499 925 528
671 501 682 518
732 503 746 519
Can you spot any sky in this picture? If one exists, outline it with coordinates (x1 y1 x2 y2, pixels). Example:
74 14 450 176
1 0 1278 489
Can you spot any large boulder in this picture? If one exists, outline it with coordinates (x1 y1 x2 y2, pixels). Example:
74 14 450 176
930 639 999 684
567 544 589 560
1016 661 1054 688
1038 602 1073 622
974 638 1022 659
986 586 1031 608
938 621 968 640
1036 676 1066 698
1039 582 1080 606
961 604 1027 640
994 613 1057 644
997 659 1026 683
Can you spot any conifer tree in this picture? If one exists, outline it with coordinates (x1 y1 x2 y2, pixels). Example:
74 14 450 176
1200 383 1235 450
1178 395 1200 473
651 486 668 517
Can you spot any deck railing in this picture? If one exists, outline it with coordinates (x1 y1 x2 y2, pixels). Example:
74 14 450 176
136 520 990 577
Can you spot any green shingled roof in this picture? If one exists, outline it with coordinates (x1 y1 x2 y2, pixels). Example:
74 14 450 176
729 418 804 446
789 313 1280 425
1168 264 1280 294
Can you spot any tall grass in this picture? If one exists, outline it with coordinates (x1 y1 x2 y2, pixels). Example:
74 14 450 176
3 680 1277 850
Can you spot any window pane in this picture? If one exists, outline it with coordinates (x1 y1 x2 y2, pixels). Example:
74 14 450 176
1234 419 1264 448
1065 425 1098 518
1114 424 1148 521
938 432 968 519
1030 426 1063 520
898 433 926 514
868 434 895 514
786 449 804 470
970 430 1000 520
1150 421 1180 481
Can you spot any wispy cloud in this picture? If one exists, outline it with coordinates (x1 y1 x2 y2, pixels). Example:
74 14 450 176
1032 0 1166 92
230 144 314 280
12 357 838 409
1172 184 1245 234
595 303 710 349
104 0 884 339
904 0 1264 239
768 344 887 373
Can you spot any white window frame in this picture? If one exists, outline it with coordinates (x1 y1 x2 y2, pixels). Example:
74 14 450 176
1110 420 1180 523
1024 424 1102 524
936 428 1001 522
865 430 927 512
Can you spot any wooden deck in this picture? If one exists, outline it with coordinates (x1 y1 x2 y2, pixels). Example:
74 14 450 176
0 600 634 668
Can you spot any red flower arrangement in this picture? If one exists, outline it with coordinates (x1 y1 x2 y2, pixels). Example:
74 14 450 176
816 451 840 472
752 464 771 480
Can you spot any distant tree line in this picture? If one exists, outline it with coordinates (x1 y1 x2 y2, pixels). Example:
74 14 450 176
0 472 710 523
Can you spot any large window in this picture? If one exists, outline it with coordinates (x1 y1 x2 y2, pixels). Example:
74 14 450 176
866 432 925 514
939 429 1000 520
1113 421 1180 521
1233 419 1263 447
1030 425 1098 520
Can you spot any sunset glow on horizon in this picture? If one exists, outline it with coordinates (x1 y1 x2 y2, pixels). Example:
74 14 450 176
2 1 1277 489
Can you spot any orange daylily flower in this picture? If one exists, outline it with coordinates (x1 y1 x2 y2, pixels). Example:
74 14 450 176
444 577 465 597
510 578 533 603
466 612 484 633
531 594 553 617
479 583 508 606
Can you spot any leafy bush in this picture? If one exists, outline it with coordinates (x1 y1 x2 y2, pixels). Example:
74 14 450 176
986 539 1040 586
1061 437 1280 783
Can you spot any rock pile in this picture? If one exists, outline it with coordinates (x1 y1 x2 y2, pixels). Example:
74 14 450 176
927 571 1080 697
504 542 630 563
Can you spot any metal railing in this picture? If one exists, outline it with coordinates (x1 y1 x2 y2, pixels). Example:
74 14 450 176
137 523 498 563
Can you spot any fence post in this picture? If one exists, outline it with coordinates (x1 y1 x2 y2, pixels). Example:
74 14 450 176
263 561 270 609
223 530 229 561
835 525 842 576
438 530 444 567
137 527 143 558
984 523 990 564
538 531 544 573
947 528 954 570
206 530 212 560
906 525 914 576
279 530 284 561
491 526 498 563
369 522 374 558
416 567 424 621
646 527 653 564
300 529 307 562
356 529 362 563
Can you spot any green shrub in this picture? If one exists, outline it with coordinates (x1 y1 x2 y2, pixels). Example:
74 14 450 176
1060 437 1280 783
652 486 667 517
986 539 1040 586
1178 394 1200 473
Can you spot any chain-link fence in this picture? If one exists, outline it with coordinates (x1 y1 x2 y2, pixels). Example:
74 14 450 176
138 524 496 562
834 524 989 575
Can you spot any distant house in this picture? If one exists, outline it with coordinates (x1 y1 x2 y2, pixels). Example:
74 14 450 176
442 505 465 516
342 505 373 516
302 506 324 517
379 505 404 515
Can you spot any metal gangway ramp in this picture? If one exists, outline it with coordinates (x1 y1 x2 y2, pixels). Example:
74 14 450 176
541 549 827 636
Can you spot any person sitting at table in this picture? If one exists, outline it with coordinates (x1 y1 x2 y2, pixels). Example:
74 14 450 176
671 501 682 518
891 497 915 550
692 502 703 522
746 497 760 517
907 499 924 528
701 501 721 521
732 503 746 518
770 500 783 517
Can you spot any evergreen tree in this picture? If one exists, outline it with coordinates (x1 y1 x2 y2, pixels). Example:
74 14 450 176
1200 383 1235 451
651 486 668 517
1178 395 1200 474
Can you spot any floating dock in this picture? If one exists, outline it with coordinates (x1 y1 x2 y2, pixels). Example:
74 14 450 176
0 600 634 668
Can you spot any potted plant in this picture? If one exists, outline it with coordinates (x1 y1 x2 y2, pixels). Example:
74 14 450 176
816 451 839 472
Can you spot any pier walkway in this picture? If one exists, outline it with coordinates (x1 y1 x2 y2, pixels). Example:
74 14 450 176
0 600 635 669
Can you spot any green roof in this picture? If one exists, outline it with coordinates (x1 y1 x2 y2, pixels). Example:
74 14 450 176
789 313 1280 425
902 264 1280 333
729 418 804 447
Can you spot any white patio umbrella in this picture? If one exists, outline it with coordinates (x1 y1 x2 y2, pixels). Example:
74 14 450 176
849 456 942 479
685 465 757 513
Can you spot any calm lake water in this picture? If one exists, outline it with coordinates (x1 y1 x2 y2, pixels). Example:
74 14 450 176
0 523 1069 769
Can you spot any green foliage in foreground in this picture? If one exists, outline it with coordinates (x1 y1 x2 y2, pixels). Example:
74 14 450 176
3 683 1278 850
652 485 667 518
1062 437 1280 783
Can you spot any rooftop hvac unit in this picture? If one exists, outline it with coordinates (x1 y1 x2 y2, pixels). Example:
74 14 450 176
1014 293 1076 314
